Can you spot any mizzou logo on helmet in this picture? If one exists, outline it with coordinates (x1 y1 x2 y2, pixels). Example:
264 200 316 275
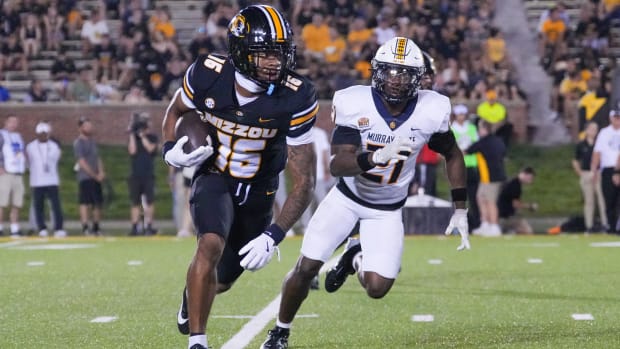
229 14 247 37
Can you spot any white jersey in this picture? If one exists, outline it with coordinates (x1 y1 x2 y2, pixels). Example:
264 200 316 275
332 86 451 206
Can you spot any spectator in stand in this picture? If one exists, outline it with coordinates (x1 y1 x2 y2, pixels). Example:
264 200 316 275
591 108 620 233
578 73 611 136
123 83 149 104
50 48 77 100
0 115 26 237
539 6 567 70
485 27 506 70
81 9 110 56
1 32 28 72
347 17 373 58
93 33 118 81
497 167 537 235
467 120 507 237
127 112 158 236
150 5 176 39
373 13 396 45
560 66 590 139
574 121 608 233
162 56 185 99
324 28 346 64
43 5 64 51
25 79 48 103
329 0 355 35
451 104 481 231
65 4 84 39
20 13 42 59
302 11 331 60
292 0 318 28
68 66 98 103
74 116 105 236
0 82 10 102
121 5 148 41
25 122 66 238
94 71 122 103
477 89 513 147
537 1 571 34
188 26 217 61
0 1 22 38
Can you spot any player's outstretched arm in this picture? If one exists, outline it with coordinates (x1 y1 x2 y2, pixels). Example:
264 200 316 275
276 143 317 231
429 131 470 250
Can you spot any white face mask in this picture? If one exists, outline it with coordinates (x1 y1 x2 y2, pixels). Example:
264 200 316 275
235 71 265 93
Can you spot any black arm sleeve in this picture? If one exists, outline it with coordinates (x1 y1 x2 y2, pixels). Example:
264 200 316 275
428 130 457 156
331 126 361 146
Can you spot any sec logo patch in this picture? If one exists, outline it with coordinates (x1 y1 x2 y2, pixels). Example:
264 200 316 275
205 98 215 109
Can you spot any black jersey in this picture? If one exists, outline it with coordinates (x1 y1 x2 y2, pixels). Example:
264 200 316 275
180 54 318 182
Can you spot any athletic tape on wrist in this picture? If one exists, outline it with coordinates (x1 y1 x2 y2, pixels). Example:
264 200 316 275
264 223 286 245
162 141 175 161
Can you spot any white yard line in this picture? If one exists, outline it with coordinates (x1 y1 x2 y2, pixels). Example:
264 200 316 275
0 241 24 248
90 316 118 323
572 313 594 321
221 256 339 349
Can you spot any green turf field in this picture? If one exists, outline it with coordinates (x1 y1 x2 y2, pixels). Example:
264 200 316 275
1 234 619 349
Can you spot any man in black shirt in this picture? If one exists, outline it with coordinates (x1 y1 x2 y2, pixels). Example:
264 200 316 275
498 167 537 234
127 112 158 235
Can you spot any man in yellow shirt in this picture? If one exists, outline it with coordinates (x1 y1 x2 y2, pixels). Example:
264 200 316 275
540 7 566 66
477 89 512 146
347 18 373 57
302 12 330 59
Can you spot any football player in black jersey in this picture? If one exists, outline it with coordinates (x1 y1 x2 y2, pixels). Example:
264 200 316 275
161 5 317 349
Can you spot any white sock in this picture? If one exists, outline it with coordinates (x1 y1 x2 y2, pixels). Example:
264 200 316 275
188 334 207 348
352 252 363 272
10 223 19 234
276 319 291 329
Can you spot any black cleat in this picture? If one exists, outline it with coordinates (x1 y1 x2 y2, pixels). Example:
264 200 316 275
325 238 361 293
261 326 289 349
310 275 319 290
177 287 189 335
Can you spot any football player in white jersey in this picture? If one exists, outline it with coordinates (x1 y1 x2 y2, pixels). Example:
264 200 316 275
260 37 470 349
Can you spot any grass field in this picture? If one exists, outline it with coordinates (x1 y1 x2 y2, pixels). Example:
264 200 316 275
1 234 619 349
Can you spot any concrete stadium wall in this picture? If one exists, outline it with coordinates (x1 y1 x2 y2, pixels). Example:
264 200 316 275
0 100 528 146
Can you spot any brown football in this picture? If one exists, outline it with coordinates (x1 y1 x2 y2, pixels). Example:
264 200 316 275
175 111 210 153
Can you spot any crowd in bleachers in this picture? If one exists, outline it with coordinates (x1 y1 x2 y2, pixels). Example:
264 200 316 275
0 0 526 112
536 0 619 139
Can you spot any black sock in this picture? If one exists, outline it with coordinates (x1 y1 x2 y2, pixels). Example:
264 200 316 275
190 332 204 337
82 223 89 233
93 222 100 232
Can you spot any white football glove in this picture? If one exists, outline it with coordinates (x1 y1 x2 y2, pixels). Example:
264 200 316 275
372 136 414 165
239 233 278 271
444 208 471 251
164 136 213 168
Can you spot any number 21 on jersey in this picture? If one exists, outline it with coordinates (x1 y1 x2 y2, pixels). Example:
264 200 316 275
361 143 410 184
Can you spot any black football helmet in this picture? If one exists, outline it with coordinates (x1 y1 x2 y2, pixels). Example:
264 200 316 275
420 51 435 90
228 5 295 89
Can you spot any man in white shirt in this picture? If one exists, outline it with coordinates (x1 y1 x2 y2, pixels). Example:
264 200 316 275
0 115 25 237
591 109 620 233
26 122 66 238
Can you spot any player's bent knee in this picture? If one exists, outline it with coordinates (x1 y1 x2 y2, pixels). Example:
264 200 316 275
364 273 394 299
295 256 323 280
